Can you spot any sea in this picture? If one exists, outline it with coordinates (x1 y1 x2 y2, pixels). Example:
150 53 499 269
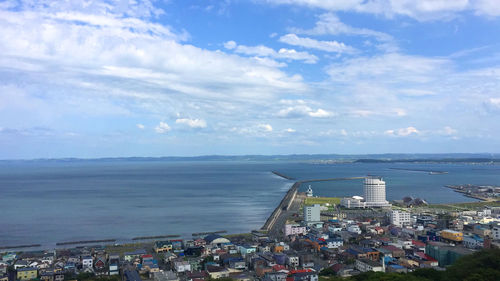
0 160 499 248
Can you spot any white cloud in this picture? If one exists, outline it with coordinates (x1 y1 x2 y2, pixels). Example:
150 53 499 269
223 40 237 49
155 122 171 133
308 108 334 118
224 41 318 63
292 13 393 41
276 102 334 118
258 124 273 132
265 0 495 21
136 124 145 129
327 53 450 84
175 118 207 128
279 34 355 54
439 126 457 136
385 126 419 136
488 98 500 107
285 128 296 133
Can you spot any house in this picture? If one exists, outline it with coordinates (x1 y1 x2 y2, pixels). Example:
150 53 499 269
264 271 288 281
17 267 38 280
381 245 405 258
355 259 383 273
285 224 307 236
81 256 93 268
14 260 29 269
463 235 484 249
206 265 230 279
124 250 147 262
94 256 106 270
229 258 246 270
124 270 143 281
290 271 318 281
325 238 343 249
239 245 256 257
287 256 299 268
39 269 55 281
109 254 120 276
347 225 361 234
153 271 179 281
155 241 173 253
204 234 230 246
174 261 191 273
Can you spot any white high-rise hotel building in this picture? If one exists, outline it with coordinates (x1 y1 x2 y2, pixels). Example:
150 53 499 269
364 176 391 207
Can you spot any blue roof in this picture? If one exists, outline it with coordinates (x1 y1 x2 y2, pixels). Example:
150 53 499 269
204 234 225 243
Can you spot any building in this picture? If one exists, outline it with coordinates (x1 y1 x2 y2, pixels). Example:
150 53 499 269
124 270 143 281
154 241 173 253
364 176 391 207
355 259 384 272
17 267 38 281
340 196 366 208
303 204 321 223
425 241 474 267
390 210 411 227
306 186 313 197
492 223 500 240
81 256 93 268
284 224 307 236
174 261 191 273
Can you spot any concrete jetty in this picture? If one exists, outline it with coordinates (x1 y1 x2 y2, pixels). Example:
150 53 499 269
272 171 295 180
261 172 366 237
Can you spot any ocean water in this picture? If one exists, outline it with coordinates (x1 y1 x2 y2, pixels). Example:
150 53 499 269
0 160 499 247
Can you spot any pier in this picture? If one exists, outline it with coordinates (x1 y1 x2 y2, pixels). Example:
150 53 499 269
272 171 295 180
262 172 365 238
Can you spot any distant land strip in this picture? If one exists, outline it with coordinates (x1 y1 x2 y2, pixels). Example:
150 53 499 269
389 167 448 174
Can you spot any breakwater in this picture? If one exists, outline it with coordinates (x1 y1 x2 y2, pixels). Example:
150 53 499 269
0 244 41 250
261 180 300 232
56 239 116 246
261 173 366 234
272 171 295 180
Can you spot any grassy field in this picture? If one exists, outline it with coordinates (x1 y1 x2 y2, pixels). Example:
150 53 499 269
431 201 500 209
305 197 341 205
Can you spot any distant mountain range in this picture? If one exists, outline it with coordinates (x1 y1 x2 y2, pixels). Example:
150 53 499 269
3 153 500 163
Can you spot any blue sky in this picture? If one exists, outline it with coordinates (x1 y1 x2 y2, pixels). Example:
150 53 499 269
1 0 500 159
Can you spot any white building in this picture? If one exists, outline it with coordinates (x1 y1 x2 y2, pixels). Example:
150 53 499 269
287 256 299 268
364 176 391 207
492 223 500 240
303 204 321 223
390 210 411 227
340 196 366 208
284 224 307 236
174 261 191 273
347 224 361 234
81 256 93 268
326 238 343 248
355 259 384 272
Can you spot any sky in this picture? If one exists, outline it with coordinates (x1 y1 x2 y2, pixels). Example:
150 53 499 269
1 0 500 159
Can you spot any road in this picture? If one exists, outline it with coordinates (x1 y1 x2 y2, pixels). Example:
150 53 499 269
268 192 305 239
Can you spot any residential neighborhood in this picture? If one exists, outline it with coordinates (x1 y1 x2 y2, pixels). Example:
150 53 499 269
1 196 500 281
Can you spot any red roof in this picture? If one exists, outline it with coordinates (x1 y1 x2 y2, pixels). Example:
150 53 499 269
412 240 425 247
289 269 312 275
272 265 287 271
415 252 437 262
